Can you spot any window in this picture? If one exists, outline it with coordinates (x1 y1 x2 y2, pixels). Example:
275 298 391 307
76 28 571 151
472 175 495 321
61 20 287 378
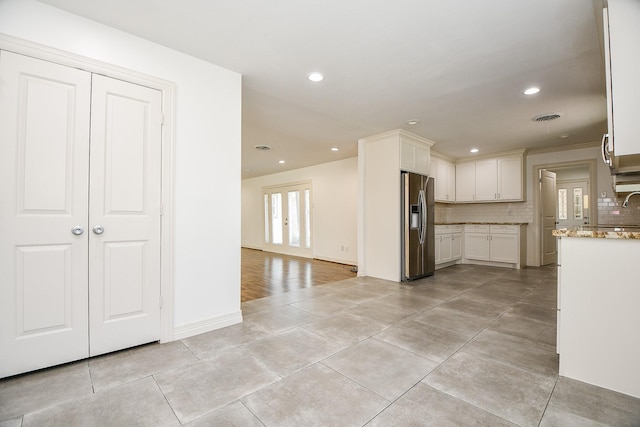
558 188 567 220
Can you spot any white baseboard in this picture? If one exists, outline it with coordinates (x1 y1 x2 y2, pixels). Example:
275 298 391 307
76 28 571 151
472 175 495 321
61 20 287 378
173 311 243 341
314 255 357 266
241 244 263 250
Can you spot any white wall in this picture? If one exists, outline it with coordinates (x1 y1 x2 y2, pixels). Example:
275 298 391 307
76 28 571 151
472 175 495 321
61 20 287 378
0 0 242 333
358 133 402 282
242 157 358 265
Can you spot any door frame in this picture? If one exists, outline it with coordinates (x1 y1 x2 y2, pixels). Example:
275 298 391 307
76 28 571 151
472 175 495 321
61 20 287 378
0 34 176 343
533 159 597 266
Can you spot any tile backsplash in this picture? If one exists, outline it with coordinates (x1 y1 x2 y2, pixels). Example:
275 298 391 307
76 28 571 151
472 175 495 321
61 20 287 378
598 194 640 225
435 201 533 224
435 195 640 226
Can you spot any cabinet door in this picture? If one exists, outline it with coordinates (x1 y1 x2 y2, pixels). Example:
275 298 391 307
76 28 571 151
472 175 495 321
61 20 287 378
475 159 498 201
445 161 456 202
433 158 449 202
435 159 456 202
465 233 490 261
451 234 462 260
607 0 640 156
440 233 452 262
400 140 415 172
490 233 518 263
455 162 476 202
415 144 430 175
434 234 442 264
498 156 522 200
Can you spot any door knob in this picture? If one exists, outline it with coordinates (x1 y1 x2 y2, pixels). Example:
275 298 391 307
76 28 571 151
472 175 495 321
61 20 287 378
92 225 104 235
71 226 84 235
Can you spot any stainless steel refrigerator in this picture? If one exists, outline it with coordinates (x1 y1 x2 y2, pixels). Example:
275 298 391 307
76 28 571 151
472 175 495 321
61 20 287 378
401 171 435 281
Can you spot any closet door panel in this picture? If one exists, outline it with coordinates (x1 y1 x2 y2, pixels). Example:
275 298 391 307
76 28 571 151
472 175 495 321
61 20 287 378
0 51 91 378
88 75 163 357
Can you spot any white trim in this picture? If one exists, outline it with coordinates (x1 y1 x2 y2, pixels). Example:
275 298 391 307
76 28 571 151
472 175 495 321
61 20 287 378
241 244 263 251
0 33 176 344
357 138 367 277
313 255 356 267
173 311 243 341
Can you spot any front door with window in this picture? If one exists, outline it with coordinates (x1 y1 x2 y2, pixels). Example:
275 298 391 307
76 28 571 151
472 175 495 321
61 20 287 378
263 182 312 257
557 180 590 229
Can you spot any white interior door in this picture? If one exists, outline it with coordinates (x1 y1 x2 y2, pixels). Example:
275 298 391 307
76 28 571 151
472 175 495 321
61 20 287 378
0 51 162 377
0 51 91 377
541 169 558 266
263 182 312 257
88 75 162 357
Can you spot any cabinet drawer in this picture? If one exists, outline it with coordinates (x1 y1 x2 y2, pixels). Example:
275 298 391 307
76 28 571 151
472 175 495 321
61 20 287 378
490 225 519 234
438 225 463 234
464 224 490 233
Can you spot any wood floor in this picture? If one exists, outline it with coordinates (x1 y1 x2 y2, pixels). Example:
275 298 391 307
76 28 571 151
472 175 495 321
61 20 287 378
241 248 357 302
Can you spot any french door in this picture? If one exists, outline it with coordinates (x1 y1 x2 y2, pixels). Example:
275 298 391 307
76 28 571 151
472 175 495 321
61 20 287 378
263 182 312 257
0 51 162 378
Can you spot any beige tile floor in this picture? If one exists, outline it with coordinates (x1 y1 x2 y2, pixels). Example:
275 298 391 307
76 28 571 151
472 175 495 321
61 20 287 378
2 265 640 426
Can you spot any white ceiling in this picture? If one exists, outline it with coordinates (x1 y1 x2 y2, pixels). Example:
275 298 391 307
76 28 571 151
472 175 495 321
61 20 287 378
38 0 607 179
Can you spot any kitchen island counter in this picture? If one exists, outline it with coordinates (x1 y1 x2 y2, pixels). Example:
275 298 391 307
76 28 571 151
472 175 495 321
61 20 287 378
556 234 640 399
435 222 528 226
553 228 640 239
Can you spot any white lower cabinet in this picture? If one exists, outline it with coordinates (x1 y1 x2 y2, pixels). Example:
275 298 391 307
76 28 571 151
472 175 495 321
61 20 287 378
463 224 525 269
435 225 462 268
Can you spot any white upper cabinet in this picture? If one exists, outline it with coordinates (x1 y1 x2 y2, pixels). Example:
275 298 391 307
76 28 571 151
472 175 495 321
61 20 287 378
431 156 456 202
455 162 476 202
497 155 523 201
605 0 640 158
400 137 431 175
475 159 498 201
453 152 524 203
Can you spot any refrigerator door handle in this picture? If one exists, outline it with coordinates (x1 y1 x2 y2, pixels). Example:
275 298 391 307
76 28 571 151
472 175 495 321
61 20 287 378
418 189 426 245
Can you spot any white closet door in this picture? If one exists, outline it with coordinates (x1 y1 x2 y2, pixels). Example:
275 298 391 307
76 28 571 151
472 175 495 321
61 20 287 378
0 51 91 377
88 75 162 356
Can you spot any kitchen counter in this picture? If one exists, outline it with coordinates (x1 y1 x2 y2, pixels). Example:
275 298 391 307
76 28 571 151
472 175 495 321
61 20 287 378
435 222 528 226
552 227 640 239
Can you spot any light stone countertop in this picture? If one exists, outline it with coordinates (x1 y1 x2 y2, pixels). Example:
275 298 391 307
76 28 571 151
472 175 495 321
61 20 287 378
435 222 528 226
552 228 640 239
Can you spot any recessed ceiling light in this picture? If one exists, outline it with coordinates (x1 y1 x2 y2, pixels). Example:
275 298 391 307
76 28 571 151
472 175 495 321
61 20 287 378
470 148 479 153
558 134 570 139
523 87 540 95
331 147 339 151
278 160 285 164
406 119 420 125
307 72 324 82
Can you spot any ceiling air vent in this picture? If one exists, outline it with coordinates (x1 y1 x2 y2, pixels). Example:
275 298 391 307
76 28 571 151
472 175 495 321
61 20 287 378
254 145 271 151
532 112 563 122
